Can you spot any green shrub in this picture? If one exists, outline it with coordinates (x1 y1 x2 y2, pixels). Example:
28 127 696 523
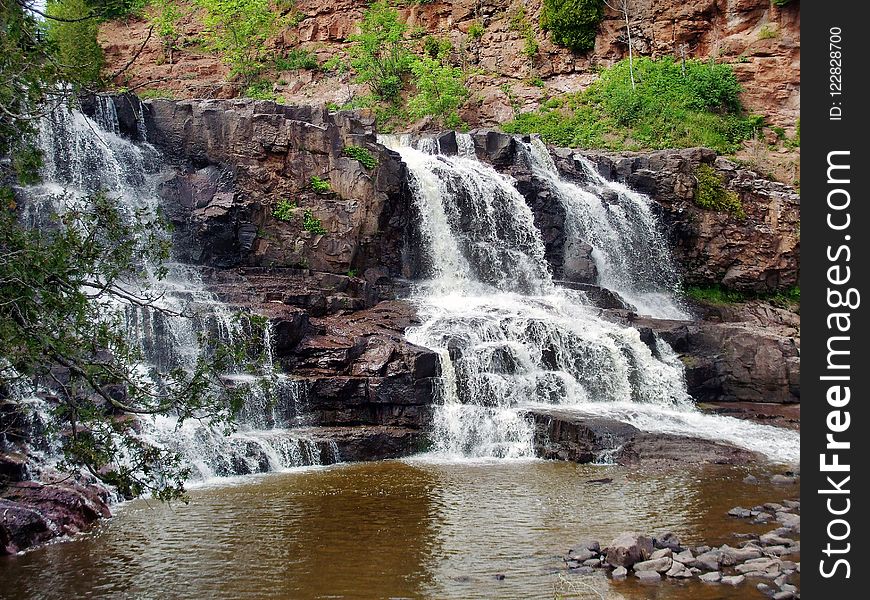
504 57 759 154
757 24 778 40
272 199 297 221
46 0 105 85
694 164 745 218
685 284 799 308
408 53 468 128
243 80 276 100
310 176 331 193
347 268 360 277
302 209 327 234
347 1 413 101
468 21 484 40
196 0 282 79
275 49 319 71
343 146 378 169
509 6 540 58
149 0 182 62
540 0 604 53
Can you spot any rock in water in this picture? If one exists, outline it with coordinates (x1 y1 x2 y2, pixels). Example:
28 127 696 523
605 532 654 568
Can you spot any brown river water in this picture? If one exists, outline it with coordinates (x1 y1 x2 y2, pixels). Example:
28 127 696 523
0 459 798 600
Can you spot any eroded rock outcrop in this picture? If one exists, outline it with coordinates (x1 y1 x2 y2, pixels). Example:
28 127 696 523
100 0 799 128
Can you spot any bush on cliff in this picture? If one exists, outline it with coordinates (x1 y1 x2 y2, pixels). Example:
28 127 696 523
503 57 761 154
347 1 413 101
407 41 468 129
540 0 605 53
196 0 283 79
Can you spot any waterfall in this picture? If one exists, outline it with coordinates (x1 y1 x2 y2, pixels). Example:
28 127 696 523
523 138 689 320
384 134 798 464
11 100 339 483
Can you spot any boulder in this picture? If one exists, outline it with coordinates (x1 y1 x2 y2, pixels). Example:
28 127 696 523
605 532 654 568
633 557 673 573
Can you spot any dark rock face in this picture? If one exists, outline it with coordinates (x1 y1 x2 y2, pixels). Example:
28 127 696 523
0 479 111 555
526 408 761 465
632 302 800 404
144 99 418 278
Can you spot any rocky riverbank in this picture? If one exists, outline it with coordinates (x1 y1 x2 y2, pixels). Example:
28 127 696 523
563 495 800 598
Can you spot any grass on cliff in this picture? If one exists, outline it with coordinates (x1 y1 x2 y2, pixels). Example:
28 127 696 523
503 57 763 154
685 285 800 309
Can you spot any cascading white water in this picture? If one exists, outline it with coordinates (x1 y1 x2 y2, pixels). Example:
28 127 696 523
11 100 339 482
385 134 798 464
524 138 689 320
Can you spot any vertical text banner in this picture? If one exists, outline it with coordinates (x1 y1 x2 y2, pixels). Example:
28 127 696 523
803 1 867 596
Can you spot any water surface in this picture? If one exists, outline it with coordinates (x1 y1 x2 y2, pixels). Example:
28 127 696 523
0 460 798 599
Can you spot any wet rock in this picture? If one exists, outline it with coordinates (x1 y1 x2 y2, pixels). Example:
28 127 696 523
571 538 602 554
568 548 597 562
665 561 693 578
728 507 752 518
777 511 800 532
720 545 763 566
634 570 661 582
771 474 798 485
604 532 654 568
782 499 800 510
721 575 746 586
573 566 595 575
772 592 794 600
582 558 601 567
674 549 695 565
743 475 759 484
699 571 722 583
611 566 628 579
633 557 673 573
695 549 722 571
653 532 682 552
650 548 673 560
760 533 793 546
736 557 782 578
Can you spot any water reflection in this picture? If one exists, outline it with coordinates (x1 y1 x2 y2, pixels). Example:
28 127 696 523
0 460 797 600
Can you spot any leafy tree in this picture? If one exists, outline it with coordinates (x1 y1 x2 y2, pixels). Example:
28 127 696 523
540 0 605 53
149 0 182 64
1 194 269 499
408 43 468 128
195 0 283 79
1 0 269 500
347 0 412 101
45 0 105 85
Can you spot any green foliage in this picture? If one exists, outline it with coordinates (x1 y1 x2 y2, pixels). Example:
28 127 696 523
347 1 412 101
195 0 282 79
322 54 350 74
468 21 484 40
509 5 539 58
504 57 759 154
694 164 745 218
540 0 604 53
408 48 468 128
309 176 331 193
772 0 794 5
243 80 276 100
275 48 319 71
685 284 800 308
757 24 778 40
343 146 378 169
347 268 360 277
272 199 297 221
527 76 545 88
302 209 326 234
1 194 269 500
422 35 452 59
784 118 800 149
149 0 182 60
46 0 106 85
